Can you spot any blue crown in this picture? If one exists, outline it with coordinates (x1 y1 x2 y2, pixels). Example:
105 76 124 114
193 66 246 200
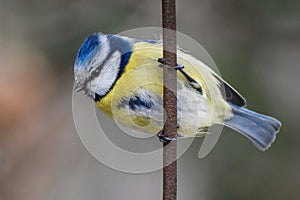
75 33 100 68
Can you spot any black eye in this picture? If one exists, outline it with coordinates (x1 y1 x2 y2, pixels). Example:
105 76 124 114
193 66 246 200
91 68 100 77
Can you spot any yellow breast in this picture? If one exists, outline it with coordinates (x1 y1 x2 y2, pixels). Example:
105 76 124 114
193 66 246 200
95 42 232 136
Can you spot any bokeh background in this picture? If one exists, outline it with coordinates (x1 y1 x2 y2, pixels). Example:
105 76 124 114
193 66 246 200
1 0 300 199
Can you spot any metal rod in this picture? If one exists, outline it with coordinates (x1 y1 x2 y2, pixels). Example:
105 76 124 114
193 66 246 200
162 0 177 199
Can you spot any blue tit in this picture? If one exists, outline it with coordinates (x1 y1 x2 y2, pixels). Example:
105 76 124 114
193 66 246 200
73 32 281 151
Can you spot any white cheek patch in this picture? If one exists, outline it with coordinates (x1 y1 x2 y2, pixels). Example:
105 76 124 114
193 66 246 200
88 50 121 96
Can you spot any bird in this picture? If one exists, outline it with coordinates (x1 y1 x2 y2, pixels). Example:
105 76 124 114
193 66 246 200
73 32 281 151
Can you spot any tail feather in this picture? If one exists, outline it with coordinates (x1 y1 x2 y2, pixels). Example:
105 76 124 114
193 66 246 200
224 103 281 151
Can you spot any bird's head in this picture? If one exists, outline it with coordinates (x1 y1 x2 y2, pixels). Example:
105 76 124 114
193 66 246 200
73 32 133 100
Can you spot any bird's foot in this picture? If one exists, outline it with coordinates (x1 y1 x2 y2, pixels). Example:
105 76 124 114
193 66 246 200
157 57 164 64
174 64 184 70
158 57 203 94
157 58 184 70
157 129 177 143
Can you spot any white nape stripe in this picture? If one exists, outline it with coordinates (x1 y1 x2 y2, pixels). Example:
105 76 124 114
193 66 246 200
89 35 111 69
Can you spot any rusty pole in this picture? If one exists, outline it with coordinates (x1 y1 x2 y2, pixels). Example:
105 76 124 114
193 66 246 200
162 0 177 200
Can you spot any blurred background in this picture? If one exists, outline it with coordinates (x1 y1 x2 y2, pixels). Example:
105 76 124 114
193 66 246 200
0 0 300 199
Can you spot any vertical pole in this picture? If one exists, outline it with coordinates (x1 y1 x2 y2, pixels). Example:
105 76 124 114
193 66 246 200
162 0 177 200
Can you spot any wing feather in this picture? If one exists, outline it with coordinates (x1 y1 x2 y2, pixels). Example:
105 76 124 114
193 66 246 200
213 75 247 107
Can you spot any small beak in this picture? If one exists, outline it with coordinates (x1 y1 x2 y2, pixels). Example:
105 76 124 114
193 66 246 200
73 80 83 92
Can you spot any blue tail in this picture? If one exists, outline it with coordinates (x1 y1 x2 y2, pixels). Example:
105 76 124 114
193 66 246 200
224 103 281 151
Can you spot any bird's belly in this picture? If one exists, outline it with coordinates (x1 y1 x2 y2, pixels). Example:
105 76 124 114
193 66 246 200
107 83 212 138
